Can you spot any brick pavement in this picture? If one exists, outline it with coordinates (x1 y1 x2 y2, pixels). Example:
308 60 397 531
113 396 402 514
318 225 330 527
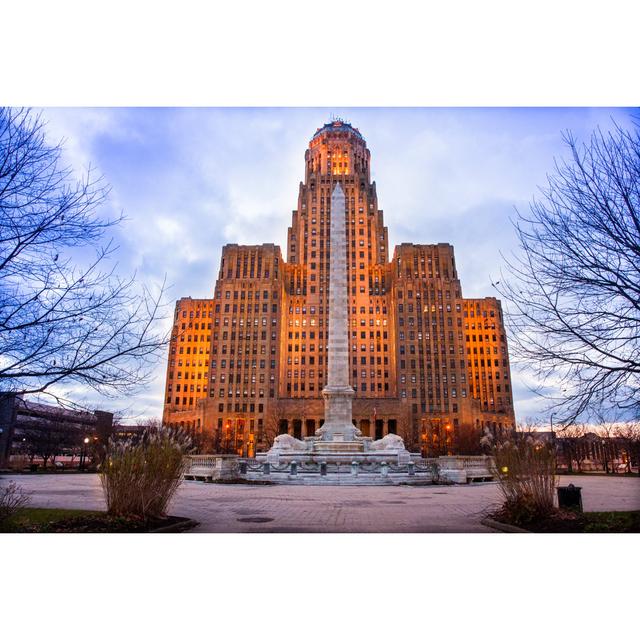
3 474 638 533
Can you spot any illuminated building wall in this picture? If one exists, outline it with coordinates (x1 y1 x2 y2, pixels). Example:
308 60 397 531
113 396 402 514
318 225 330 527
163 298 214 424
162 121 515 454
462 298 514 419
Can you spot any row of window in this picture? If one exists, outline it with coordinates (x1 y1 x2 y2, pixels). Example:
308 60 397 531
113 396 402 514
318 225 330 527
212 373 274 384
400 387 466 398
400 373 466 384
211 360 276 369
217 286 278 301
397 289 458 300
287 382 391 393
178 308 214 320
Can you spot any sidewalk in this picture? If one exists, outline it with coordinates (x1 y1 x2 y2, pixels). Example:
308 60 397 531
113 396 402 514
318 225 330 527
3 473 638 533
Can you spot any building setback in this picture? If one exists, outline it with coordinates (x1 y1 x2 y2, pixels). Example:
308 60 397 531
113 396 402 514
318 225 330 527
162 120 515 456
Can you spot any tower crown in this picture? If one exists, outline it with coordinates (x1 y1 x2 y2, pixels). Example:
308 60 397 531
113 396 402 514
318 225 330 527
305 119 370 180
311 119 364 142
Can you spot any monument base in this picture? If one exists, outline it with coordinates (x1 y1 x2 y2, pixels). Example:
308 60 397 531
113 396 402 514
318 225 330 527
183 453 496 486
259 432 413 466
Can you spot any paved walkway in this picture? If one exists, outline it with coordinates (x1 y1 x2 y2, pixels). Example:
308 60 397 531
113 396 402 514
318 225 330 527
3 474 638 533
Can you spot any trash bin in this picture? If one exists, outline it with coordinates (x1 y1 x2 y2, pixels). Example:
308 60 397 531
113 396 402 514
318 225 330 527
557 483 583 512
30 463 38 472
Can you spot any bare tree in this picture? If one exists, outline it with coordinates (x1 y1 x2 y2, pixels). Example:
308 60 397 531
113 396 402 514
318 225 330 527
396 403 417 451
193 428 219 454
136 417 162 431
614 421 640 474
593 414 617 474
22 426 71 469
0 108 167 401
496 122 640 423
454 423 483 456
556 423 587 472
263 401 286 449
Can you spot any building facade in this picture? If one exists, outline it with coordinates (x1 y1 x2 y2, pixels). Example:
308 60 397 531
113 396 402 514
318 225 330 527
162 120 515 455
0 392 114 467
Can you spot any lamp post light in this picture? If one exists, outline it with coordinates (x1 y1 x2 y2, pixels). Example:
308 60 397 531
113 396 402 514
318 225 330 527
445 423 452 455
80 436 90 471
224 423 231 455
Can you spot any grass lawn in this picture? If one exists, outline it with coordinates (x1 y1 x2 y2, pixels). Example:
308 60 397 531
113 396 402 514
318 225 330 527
1 507 193 533
570 510 640 533
1 508 101 532
493 508 640 533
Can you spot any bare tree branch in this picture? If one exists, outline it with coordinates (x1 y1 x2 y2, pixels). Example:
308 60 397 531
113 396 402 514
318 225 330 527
0 107 168 400
496 121 640 423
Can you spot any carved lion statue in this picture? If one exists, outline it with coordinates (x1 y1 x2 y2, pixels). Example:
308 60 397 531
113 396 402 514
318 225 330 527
369 433 407 451
272 434 307 451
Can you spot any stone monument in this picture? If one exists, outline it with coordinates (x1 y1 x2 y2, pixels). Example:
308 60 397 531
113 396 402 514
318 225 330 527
316 182 359 445
261 183 412 466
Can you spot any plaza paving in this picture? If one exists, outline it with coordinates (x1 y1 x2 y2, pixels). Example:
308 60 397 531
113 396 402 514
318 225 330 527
3 474 639 533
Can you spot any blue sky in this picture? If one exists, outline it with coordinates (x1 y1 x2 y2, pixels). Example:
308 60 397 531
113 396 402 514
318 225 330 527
40 107 637 422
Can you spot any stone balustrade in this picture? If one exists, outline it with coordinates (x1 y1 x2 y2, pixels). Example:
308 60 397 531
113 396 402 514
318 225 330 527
183 455 239 481
182 454 495 485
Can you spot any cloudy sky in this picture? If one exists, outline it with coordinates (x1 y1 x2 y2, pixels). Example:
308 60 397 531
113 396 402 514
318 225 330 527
40 107 637 422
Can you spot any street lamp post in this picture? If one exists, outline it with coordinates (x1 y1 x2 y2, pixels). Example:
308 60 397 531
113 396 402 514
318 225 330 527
224 423 231 454
601 439 608 474
80 437 90 471
445 423 452 455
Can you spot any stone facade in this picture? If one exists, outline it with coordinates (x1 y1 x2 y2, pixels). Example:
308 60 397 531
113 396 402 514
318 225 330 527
162 120 516 455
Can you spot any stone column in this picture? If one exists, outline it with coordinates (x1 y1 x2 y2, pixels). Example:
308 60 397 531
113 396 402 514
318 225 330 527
319 182 356 442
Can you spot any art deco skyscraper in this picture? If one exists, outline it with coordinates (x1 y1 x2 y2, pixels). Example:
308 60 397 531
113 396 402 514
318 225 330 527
163 120 515 456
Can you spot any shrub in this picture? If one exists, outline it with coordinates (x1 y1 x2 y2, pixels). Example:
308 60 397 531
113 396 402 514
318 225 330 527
100 429 191 520
0 481 31 525
490 433 557 525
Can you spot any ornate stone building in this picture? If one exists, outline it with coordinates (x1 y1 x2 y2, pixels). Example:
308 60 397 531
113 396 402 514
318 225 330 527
162 120 515 456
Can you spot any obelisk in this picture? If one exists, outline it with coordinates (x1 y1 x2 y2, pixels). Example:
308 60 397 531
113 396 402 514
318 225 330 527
318 182 357 442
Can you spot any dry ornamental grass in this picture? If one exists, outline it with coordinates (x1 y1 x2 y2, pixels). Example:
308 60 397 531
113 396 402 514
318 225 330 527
100 429 192 520
0 481 31 524
488 433 557 525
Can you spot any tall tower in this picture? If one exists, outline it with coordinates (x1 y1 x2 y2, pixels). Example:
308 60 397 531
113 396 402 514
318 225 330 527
281 120 395 403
